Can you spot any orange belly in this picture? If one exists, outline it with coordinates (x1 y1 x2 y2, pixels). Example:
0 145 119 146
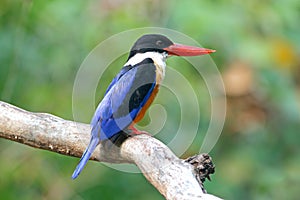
133 84 160 123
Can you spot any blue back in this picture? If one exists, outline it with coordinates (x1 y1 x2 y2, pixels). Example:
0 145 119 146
91 58 156 140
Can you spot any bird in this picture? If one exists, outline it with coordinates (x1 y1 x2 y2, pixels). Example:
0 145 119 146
72 34 215 179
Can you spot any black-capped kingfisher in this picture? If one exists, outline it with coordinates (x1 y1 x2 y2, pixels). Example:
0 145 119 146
72 34 215 179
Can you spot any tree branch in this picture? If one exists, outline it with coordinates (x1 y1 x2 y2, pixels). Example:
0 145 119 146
0 101 222 200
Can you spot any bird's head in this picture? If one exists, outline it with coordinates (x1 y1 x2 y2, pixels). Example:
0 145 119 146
128 34 215 59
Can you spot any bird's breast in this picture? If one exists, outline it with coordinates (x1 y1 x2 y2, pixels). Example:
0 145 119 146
132 55 166 123
154 62 165 86
153 54 166 86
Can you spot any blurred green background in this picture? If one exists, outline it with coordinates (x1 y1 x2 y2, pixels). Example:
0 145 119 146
1 0 300 199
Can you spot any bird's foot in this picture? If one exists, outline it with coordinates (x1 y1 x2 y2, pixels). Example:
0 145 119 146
126 124 151 136
185 153 215 193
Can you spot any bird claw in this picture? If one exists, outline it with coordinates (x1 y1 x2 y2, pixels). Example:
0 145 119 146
126 124 151 136
128 129 151 136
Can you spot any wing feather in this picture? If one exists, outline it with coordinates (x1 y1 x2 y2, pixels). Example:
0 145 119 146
91 58 156 140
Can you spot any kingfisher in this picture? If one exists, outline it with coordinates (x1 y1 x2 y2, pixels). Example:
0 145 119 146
72 34 215 179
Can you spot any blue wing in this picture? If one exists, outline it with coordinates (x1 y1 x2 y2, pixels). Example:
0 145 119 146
72 58 156 179
93 58 157 140
104 64 134 95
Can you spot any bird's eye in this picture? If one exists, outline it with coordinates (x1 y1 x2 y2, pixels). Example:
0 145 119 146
156 40 163 46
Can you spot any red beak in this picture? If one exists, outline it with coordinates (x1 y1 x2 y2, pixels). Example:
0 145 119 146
163 43 216 56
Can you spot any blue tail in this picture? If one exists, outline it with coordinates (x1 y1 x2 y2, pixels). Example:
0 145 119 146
71 137 100 179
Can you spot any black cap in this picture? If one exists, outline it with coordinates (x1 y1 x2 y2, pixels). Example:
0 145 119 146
128 34 173 59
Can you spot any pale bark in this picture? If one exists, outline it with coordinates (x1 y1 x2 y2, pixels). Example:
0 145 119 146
0 101 222 200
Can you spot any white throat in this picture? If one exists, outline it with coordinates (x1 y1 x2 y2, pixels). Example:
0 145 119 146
126 52 167 70
125 51 167 85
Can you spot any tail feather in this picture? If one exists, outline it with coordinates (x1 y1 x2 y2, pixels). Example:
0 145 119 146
71 137 100 179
